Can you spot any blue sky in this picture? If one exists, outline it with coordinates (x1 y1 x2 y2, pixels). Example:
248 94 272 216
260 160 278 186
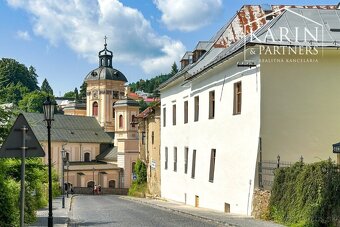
0 0 336 96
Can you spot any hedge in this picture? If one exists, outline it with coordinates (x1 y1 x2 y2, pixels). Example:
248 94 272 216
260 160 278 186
269 160 340 227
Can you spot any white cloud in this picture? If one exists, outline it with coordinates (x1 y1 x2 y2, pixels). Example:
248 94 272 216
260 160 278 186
16 30 31 41
154 0 223 32
6 0 185 75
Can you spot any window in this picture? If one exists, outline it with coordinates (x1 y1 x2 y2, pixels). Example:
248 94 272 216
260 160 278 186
87 181 95 188
174 147 177 172
191 150 196 178
209 91 215 119
184 147 188 174
172 104 176 125
119 115 123 128
92 102 98 116
165 147 168 169
84 152 90 162
151 131 154 144
233 82 242 115
109 180 116 188
131 115 136 128
142 132 146 145
184 101 188 124
194 96 199 122
209 149 216 182
132 162 136 174
66 152 70 161
163 107 166 127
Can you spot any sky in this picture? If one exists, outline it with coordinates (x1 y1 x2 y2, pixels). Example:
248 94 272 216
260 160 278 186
0 0 336 96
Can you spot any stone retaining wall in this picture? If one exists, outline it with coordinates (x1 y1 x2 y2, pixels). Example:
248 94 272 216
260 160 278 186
252 188 271 220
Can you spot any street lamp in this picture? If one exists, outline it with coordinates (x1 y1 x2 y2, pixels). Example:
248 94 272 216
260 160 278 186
43 96 56 227
66 160 70 198
61 147 66 209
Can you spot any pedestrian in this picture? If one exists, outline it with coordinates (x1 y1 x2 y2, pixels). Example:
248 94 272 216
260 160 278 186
98 185 102 195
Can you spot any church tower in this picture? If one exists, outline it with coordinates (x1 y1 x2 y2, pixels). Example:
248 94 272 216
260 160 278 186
84 39 127 132
114 98 139 188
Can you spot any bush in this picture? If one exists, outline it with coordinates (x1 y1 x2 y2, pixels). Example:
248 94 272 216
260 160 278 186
128 160 147 197
269 160 340 226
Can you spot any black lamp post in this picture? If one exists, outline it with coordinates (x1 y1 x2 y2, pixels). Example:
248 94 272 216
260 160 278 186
43 96 56 227
61 147 66 209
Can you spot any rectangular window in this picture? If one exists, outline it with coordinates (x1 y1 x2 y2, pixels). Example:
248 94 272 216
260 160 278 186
233 82 242 115
142 132 146 145
151 131 154 144
174 147 177 172
184 101 188 124
165 147 168 170
172 104 176 125
209 90 215 119
194 96 199 122
209 149 216 182
163 107 166 127
184 147 188 174
191 149 196 179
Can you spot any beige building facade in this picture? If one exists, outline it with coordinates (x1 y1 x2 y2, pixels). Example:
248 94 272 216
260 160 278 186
138 103 161 197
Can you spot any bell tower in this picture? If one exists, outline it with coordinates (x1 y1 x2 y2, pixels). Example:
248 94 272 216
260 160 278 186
84 38 128 132
114 97 139 188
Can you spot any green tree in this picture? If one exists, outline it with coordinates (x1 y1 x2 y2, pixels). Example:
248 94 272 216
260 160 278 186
40 78 53 95
79 81 87 100
18 91 51 113
63 91 76 99
74 87 79 101
0 58 39 92
170 62 178 77
0 82 30 105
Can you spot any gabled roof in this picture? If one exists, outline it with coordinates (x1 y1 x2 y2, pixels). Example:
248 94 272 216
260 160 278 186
159 4 338 91
185 8 340 82
24 112 113 143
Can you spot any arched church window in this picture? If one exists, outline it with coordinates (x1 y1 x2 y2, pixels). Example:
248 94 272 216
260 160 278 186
92 102 98 116
119 115 123 128
84 152 90 162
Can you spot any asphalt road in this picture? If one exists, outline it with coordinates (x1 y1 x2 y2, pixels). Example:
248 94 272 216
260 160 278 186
69 195 219 227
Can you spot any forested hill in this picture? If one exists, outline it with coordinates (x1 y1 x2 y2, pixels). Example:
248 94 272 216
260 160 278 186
129 62 178 95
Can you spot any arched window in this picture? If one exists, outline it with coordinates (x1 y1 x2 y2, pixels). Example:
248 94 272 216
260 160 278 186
87 181 95 188
92 102 98 116
131 115 136 128
132 162 136 174
119 115 123 128
84 152 90 162
109 180 116 188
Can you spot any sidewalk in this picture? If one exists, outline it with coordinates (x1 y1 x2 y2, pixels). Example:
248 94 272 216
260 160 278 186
28 195 72 227
122 196 285 227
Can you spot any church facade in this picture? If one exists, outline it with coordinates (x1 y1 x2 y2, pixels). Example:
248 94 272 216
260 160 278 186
27 41 140 190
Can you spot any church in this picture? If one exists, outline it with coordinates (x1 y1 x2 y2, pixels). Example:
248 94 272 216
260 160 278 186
25 41 140 190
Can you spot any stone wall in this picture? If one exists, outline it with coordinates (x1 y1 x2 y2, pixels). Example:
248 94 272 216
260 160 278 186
73 187 128 195
252 188 271 220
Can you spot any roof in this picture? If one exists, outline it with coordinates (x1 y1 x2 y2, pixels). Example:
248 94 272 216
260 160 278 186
181 51 192 61
194 41 213 51
96 146 117 162
85 66 128 82
23 112 113 143
159 4 338 91
137 102 160 119
114 98 139 107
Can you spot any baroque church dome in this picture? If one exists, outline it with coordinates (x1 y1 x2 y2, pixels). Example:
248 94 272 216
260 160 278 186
85 41 128 82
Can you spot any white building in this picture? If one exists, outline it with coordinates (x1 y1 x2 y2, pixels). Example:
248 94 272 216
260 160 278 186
159 5 340 215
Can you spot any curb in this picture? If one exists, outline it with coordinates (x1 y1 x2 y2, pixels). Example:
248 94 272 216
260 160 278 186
121 196 236 226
